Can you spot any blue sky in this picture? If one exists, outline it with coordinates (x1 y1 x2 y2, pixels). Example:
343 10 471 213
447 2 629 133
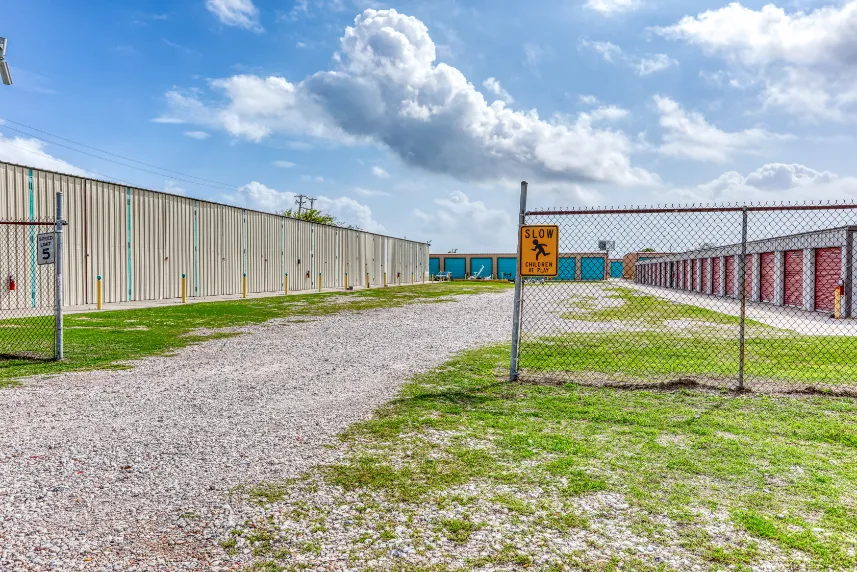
2 0 857 252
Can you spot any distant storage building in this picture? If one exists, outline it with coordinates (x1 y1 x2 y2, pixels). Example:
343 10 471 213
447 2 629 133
0 161 429 310
429 252 610 281
634 226 856 316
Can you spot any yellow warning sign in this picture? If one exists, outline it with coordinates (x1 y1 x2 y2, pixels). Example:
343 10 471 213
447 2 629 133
519 225 559 277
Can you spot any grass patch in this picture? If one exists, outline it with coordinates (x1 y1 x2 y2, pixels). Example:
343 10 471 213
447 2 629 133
302 344 857 569
524 285 857 385
0 282 510 387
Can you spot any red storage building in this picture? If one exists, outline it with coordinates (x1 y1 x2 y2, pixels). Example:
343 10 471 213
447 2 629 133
784 250 803 307
744 254 753 299
815 247 841 312
632 225 854 316
760 252 775 303
712 257 722 295
725 256 735 296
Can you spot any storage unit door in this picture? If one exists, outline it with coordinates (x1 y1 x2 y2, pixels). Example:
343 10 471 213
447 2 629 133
725 256 735 296
744 255 753 298
783 250 803 307
685 260 692 290
470 257 493 278
760 252 775 302
558 257 576 280
444 258 466 279
701 259 709 294
581 257 605 280
814 247 842 312
429 257 440 276
497 257 516 280
712 257 721 295
610 261 623 278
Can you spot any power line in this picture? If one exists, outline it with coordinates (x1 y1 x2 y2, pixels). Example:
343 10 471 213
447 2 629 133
0 117 242 191
0 138 132 186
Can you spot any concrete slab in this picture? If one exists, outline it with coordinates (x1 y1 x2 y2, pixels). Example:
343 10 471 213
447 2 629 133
626 282 857 336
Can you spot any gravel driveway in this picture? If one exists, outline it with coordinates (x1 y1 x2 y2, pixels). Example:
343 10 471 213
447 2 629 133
0 290 513 571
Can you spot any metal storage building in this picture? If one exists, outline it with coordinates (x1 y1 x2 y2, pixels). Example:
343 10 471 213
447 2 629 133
428 252 608 280
0 161 430 310
634 226 857 316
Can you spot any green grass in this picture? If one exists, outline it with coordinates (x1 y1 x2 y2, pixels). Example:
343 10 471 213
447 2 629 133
0 282 511 388
248 344 857 569
524 285 857 386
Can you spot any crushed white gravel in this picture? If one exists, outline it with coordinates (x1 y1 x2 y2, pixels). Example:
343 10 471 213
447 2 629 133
0 290 513 571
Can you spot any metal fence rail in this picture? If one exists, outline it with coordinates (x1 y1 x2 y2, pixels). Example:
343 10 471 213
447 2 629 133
0 217 58 360
511 191 857 394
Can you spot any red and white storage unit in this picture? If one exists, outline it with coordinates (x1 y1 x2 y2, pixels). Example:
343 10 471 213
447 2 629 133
633 226 856 316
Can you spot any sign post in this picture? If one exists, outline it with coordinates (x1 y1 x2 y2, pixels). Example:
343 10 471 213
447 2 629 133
518 225 559 277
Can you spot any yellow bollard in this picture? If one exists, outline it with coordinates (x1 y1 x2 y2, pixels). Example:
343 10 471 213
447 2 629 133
366 272 370 289
384 272 387 287
319 273 322 292
345 272 348 289
430 273 434 282
96 275 103 310
412 273 414 284
285 273 289 294
181 273 187 303
835 287 842 319
243 273 247 299
398 273 401 286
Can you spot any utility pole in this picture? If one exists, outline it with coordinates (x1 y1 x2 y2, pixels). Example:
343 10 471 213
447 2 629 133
308 197 316 212
294 194 307 216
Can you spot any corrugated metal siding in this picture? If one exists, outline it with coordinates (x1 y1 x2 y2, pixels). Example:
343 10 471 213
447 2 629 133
712 257 721 295
744 254 753 299
760 252 775 302
0 161 428 308
784 250 803 307
725 256 735 296
814 247 841 312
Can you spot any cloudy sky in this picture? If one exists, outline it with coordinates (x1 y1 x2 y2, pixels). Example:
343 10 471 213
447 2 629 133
3 0 857 251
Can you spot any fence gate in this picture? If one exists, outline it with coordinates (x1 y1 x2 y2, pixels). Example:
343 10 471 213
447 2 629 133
0 215 61 361
510 183 857 394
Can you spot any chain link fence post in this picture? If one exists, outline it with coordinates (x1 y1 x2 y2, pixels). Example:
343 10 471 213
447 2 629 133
509 181 528 382
737 206 747 390
55 192 64 360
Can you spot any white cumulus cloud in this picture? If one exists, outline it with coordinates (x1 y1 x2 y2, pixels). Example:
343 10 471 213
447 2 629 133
273 160 296 168
585 0 641 15
482 77 514 104
0 132 86 176
222 181 385 232
636 54 678 76
161 8 657 186
184 130 210 140
653 1 857 119
668 163 857 203
654 95 789 162
205 0 264 32
371 166 389 178
414 191 515 252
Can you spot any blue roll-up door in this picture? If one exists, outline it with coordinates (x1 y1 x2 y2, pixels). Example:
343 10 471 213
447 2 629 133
610 261 623 278
581 257 605 280
429 258 440 276
444 258 466 279
470 257 493 278
558 257 576 280
497 257 516 280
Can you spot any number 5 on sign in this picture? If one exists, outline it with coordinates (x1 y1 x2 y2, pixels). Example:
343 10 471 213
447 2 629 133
519 225 559 277
37 232 55 266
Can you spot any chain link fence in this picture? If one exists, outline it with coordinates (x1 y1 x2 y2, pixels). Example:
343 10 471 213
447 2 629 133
0 219 58 360
512 199 857 394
